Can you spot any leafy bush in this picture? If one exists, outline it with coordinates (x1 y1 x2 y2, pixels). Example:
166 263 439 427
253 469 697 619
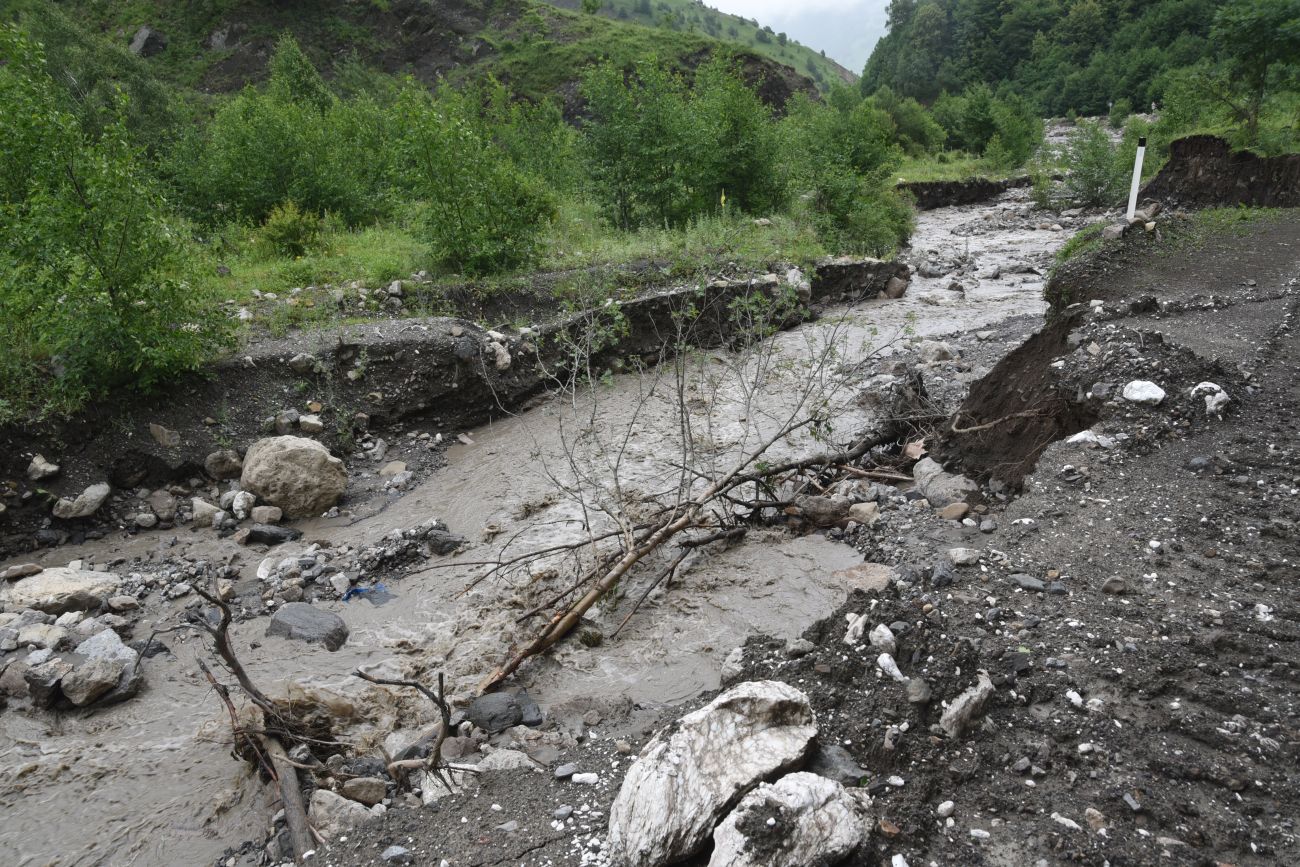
1061 120 1125 207
1109 97 1133 129
870 85 946 154
0 27 227 422
173 35 394 226
580 60 696 229
260 201 322 257
782 89 912 255
579 55 784 229
396 86 556 275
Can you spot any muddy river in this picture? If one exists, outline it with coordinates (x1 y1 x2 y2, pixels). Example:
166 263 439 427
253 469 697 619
0 187 1090 866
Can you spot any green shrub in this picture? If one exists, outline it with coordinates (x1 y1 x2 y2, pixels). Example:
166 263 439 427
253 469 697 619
396 86 556 275
260 201 322 257
173 35 394 227
781 88 912 254
1109 97 1133 129
0 27 227 422
870 85 946 154
1061 120 1125 207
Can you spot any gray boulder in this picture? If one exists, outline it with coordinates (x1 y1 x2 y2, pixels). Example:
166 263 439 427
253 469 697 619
129 25 167 57
308 789 373 840
52 482 111 519
204 449 244 480
267 603 348 651
607 681 818 867
468 692 523 733
61 657 127 706
241 436 347 518
75 629 143 705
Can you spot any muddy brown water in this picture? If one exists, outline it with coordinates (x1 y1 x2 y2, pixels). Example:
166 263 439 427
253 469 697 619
0 187 1093 866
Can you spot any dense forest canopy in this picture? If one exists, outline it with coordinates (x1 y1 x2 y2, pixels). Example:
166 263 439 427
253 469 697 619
863 0 1238 114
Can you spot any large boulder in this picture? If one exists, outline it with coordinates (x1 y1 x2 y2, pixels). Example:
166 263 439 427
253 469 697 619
607 681 818 867
912 458 978 507
74 628 143 705
709 773 870 867
240 436 346 518
267 602 348 651
1 568 121 614
52 483 111 519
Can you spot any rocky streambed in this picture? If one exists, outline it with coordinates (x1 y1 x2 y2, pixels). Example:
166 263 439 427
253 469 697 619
6 186 1238 867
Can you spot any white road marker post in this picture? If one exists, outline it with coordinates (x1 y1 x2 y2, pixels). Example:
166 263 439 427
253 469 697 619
1126 136 1147 221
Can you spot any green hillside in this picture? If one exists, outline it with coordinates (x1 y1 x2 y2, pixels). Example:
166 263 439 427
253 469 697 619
8 0 816 106
545 0 857 91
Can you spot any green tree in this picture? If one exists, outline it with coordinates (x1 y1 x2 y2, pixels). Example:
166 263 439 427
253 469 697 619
582 0 603 14
1210 0 1300 142
0 26 226 421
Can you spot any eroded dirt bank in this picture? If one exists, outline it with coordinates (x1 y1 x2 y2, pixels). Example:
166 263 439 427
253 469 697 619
0 188 1155 866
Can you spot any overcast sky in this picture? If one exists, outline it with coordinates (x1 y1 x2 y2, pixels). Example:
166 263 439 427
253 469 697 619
705 1 889 74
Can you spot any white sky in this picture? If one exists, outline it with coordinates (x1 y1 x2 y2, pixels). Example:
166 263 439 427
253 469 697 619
704 1 889 73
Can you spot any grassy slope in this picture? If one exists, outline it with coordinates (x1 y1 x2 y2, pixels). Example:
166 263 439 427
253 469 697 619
543 0 857 92
22 0 816 104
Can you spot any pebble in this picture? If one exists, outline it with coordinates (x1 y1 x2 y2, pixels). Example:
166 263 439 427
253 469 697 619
554 762 579 779
554 805 574 820
571 772 599 785
970 829 990 839
936 800 955 818
1101 577 1127 595
381 845 413 864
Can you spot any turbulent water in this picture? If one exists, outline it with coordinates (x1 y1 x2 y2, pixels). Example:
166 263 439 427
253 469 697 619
0 187 1087 866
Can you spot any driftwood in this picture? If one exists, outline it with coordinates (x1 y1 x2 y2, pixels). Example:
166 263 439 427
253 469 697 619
190 583 315 865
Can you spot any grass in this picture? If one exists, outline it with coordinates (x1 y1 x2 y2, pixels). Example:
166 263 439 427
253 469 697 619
1054 223 1106 265
893 151 1021 183
541 199 826 274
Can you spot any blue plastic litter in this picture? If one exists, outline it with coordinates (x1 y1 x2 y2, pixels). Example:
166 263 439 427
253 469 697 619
342 583 394 605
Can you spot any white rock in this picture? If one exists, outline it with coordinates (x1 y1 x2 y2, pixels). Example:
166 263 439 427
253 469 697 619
868 624 896 655
1 568 122 614
1052 812 1082 831
52 482 112 519
478 749 536 772
708 773 867 867
571 772 599 785
843 613 868 645
27 454 60 481
607 681 818 867
946 547 981 566
876 653 908 684
939 671 995 739
936 800 955 818
917 340 955 363
1122 380 1166 406
230 491 256 521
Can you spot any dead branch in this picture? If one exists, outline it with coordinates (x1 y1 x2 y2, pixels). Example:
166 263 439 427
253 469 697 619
191 584 278 717
949 408 1054 435
353 670 453 793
